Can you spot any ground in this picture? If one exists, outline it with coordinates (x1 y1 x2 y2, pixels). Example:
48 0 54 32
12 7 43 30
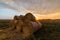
0 19 60 40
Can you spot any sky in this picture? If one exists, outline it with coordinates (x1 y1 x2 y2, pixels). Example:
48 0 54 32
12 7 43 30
0 0 60 19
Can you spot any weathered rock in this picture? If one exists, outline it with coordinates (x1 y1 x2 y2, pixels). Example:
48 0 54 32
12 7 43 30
0 13 42 40
24 13 42 31
24 13 36 22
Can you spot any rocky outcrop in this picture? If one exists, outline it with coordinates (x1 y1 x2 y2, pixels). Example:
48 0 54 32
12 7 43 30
0 13 42 40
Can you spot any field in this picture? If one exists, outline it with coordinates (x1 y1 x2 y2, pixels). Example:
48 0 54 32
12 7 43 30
0 19 60 40
32 19 60 40
0 20 10 30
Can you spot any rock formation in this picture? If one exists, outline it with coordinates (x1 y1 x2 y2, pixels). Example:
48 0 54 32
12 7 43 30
0 13 42 40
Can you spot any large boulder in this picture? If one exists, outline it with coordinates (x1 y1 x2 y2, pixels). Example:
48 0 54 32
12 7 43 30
24 13 42 31
12 13 42 39
0 13 42 40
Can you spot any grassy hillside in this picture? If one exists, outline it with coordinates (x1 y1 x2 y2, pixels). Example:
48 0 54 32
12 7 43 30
0 19 60 40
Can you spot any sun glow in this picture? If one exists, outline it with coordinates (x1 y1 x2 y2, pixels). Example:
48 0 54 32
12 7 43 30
34 12 60 20
36 17 40 20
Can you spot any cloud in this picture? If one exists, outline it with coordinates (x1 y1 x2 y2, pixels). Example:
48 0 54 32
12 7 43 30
36 13 60 19
13 0 60 14
0 0 60 14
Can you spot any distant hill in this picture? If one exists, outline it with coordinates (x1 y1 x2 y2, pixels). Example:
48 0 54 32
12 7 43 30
0 20 12 23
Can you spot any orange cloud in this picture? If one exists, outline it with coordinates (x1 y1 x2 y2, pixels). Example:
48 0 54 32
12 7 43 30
34 13 60 19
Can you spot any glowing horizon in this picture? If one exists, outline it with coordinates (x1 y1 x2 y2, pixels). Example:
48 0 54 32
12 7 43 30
34 13 60 20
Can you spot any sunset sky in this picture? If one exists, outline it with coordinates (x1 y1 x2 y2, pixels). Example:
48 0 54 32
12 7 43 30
0 0 60 19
